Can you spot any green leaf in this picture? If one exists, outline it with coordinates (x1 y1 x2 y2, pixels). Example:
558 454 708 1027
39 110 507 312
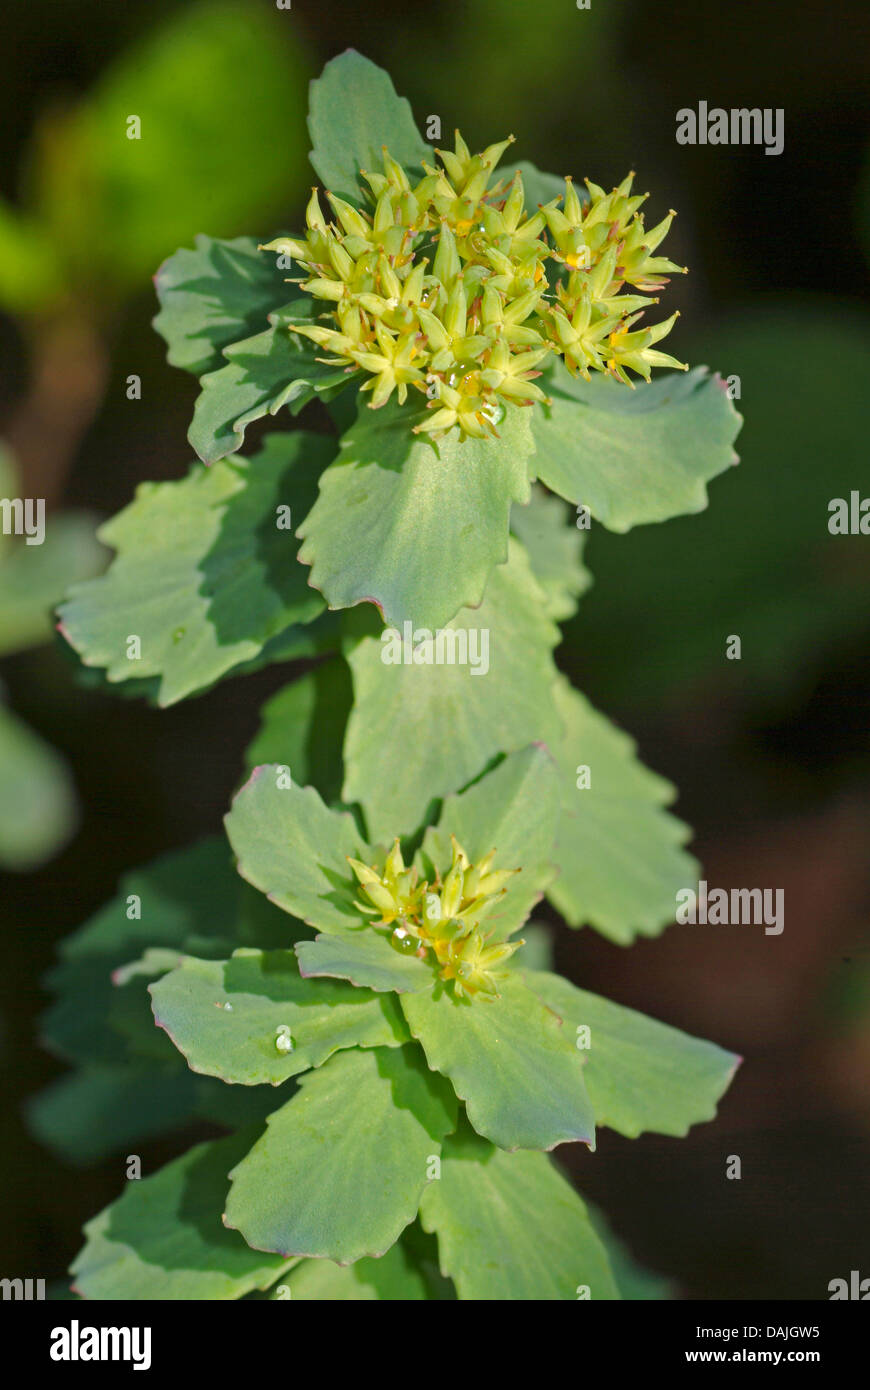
58 433 332 707
510 484 591 622
531 363 742 531
417 746 560 940
29 1064 274 1166
244 658 353 806
296 932 432 995
71 1133 293 1300
401 974 594 1152
0 700 77 871
547 676 697 943
40 838 300 1073
307 50 428 205
525 970 739 1138
224 1047 456 1263
225 772 371 933
419 1125 619 1300
188 303 349 464
0 513 105 658
343 540 560 839
297 398 535 631
153 235 290 376
149 948 407 1084
279 1241 428 1300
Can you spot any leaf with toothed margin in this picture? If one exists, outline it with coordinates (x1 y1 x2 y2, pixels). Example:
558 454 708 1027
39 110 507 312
400 974 594 1152
546 675 697 943
57 432 332 707
71 1132 295 1300
419 1124 620 1300
225 771 373 934
224 1047 457 1264
531 363 742 531
307 50 429 206
416 746 560 942
149 948 409 1086
277 1239 430 1300
342 540 561 840
524 970 740 1139
297 396 535 632
153 235 291 376
188 301 350 465
296 932 432 995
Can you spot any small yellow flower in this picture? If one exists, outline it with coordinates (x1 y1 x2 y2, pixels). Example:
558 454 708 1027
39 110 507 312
262 137 688 439
348 834 523 1001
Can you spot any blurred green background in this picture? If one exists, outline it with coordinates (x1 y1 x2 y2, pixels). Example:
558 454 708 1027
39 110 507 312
1 0 868 1299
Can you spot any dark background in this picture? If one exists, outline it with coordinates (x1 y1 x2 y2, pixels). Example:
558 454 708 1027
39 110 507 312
1 0 868 1299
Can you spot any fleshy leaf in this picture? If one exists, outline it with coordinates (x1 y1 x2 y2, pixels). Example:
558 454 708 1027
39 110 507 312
296 933 432 995
244 658 353 806
547 676 697 942
58 433 331 707
149 948 407 1084
531 363 742 531
343 540 560 840
307 50 429 205
224 1047 456 1263
297 398 535 631
71 1133 293 1300
401 974 594 1152
525 970 740 1138
417 746 560 940
188 302 350 464
510 484 591 622
419 1125 619 1300
278 1241 429 1300
225 772 372 933
153 235 290 376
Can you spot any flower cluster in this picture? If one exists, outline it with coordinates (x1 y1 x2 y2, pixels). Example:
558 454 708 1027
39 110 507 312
261 131 688 440
348 835 523 1000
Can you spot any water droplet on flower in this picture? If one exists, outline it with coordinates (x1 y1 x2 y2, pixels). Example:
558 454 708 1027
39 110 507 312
391 926 417 955
424 893 442 922
480 400 504 426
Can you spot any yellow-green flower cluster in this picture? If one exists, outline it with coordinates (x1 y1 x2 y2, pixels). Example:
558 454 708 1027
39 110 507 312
348 835 523 1001
262 132 688 440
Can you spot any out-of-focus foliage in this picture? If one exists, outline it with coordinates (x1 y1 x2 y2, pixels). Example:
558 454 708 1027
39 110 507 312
0 1 310 316
0 445 104 869
574 298 870 708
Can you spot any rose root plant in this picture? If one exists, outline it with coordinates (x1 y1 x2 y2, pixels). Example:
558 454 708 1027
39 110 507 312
35 52 743 1301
